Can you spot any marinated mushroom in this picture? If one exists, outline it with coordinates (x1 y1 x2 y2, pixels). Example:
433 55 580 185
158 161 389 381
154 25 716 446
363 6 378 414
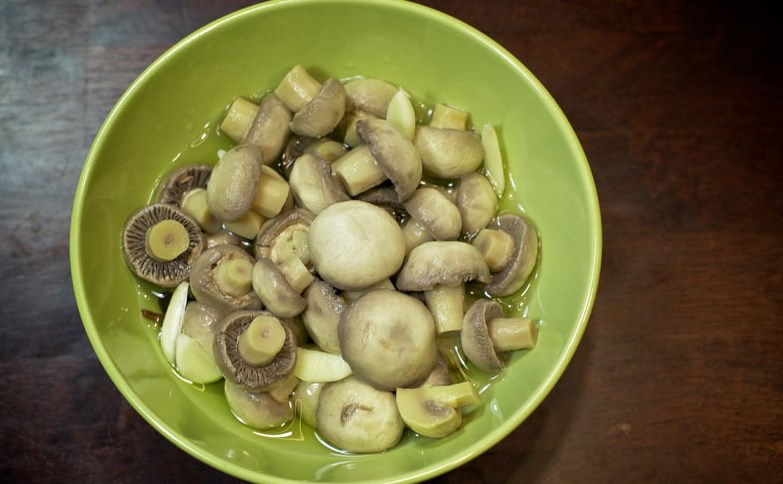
396 381 480 439
122 203 205 288
355 118 422 202
316 376 404 453
456 172 498 236
484 214 539 297
292 380 323 428
242 93 292 163
288 153 350 214
354 185 406 216
189 245 262 313
181 187 222 233
301 279 346 354
344 78 398 118
461 299 538 373
274 64 322 113
290 78 347 138
396 241 490 334
471 228 515 273
403 187 462 247
205 229 243 249
331 145 387 197
156 164 212 206
213 310 298 390
224 380 294 430
339 289 438 391
414 126 484 179
206 144 263 222
181 301 222 362
251 258 307 318
308 200 406 291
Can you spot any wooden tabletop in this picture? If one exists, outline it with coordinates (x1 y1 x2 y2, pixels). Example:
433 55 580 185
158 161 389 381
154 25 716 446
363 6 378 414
1 0 781 482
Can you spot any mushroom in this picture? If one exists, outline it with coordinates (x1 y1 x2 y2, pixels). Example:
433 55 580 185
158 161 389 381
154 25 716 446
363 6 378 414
251 258 307 318
180 187 222 233
122 203 205 288
484 214 539 297
155 164 212 206
456 172 498 236
316 376 404 453
255 208 315 265
395 381 480 439
301 279 346 354
250 165 291 219
189 245 262 314
402 186 462 253
292 380 323 428
290 78 347 138
470 228 515 273
339 289 438 391
288 153 350 215
213 310 298 390
461 299 538 373
428 103 469 130
331 145 387 197
274 64 323 113
205 230 243 249
181 301 222 362
355 185 406 217
355 118 422 202
242 93 292 164
220 96 259 142
396 241 490 334
344 78 398 118
308 200 406 291
413 126 484 179
206 144 263 222
224 380 294 430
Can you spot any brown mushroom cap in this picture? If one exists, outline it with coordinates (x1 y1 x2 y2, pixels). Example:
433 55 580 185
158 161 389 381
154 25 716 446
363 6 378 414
254 208 315 261
288 153 350 214
404 187 462 241
290 78 347 138
224 380 294 429
206 144 263 222
122 203 205 288
356 118 422 202
301 279 346 354
414 126 484 179
213 310 298 390
155 164 213 206
251 258 307 318
484 214 539 297
189 245 262 313
242 93 292 164
456 172 498 236
395 241 490 292
354 184 406 218
461 299 504 372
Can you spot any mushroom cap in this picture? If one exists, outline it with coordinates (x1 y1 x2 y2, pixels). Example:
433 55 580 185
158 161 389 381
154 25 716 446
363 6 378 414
484 214 539 297
213 310 298 390
290 78 347 138
395 241 490 292
242 93 292 164
189 245 262 313
251 258 307 318
344 78 398 118
461 299 504 372
355 184 406 218
404 187 462 240
339 289 439 391
206 144 262 222
316 375 404 453
456 172 498 236
356 118 422 202
413 126 484 179
122 203 205 288
224 380 294 430
254 208 315 261
301 279 346 354
308 200 406 291
155 164 213 206
288 153 350 215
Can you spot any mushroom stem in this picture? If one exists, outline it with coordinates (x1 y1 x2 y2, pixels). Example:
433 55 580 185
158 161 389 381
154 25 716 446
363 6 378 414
238 315 287 367
181 188 222 233
472 228 515 272
145 219 190 261
429 104 469 131
220 97 259 142
215 257 254 297
251 166 291 218
274 65 322 113
424 283 465 334
332 145 387 196
225 210 265 240
278 256 315 294
487 317 538 352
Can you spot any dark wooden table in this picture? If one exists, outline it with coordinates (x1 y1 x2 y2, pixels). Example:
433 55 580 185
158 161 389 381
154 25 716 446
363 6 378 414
1 0 781 482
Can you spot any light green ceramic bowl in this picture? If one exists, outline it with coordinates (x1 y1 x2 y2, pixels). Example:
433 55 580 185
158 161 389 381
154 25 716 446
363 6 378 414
70 0 601 482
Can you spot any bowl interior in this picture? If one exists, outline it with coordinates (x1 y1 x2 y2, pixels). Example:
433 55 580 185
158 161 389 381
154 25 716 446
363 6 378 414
71 0 601 482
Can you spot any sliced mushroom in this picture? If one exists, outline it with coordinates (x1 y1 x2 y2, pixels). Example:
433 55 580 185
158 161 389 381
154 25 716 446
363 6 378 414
213 310 297 390
190 245 261 313
356 118 422 202
301 279 346 354
122 203 205 288
242 93 292 164
206 144 263 222
344 78 398 118
308 200 406 291
156 164 212 206
414 126 484 179
224 380 294 430
251 258 307 318
290 78 347 138
288 153 350 214
339 289 438 391
255 208 315 264
404 186 462 242
484 214 539 297
396 381 479 438
396 241 490 334
316 376 404 453
456 172 498 236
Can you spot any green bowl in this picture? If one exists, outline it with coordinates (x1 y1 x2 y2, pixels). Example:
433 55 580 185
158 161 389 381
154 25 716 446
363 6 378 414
70 0 601 482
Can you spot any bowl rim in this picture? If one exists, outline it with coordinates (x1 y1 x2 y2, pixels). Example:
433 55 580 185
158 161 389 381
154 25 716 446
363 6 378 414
70 0 602 482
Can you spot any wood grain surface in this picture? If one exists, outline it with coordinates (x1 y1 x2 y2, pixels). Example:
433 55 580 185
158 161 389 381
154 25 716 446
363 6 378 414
1 0 781 482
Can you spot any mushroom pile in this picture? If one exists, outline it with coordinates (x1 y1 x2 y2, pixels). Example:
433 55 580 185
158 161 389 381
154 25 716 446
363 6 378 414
121 65 541 452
